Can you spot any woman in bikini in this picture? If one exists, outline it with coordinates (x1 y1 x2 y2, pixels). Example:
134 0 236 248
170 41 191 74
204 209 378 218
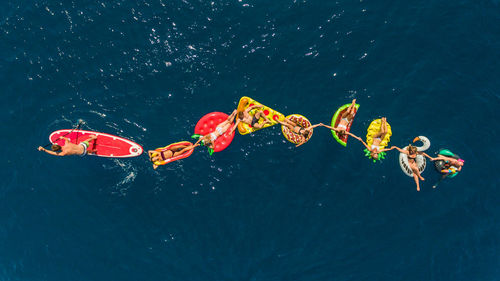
336 99 357 134
345 117 393 160
148 141 201 169
276 117 322 147
319 99 357 135
235 102 272 129
393 145 433 191
199 110 238 149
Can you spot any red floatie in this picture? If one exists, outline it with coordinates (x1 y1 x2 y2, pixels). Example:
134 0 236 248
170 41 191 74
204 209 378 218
194 112 235 152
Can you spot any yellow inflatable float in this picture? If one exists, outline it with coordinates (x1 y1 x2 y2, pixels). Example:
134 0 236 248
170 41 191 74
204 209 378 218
364 119 392 162
236 96 285 135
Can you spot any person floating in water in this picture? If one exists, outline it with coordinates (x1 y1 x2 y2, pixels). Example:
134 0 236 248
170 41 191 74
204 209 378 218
430 154 464 184
148 141 201 169
328 99 357 135
392 145 433 192
235 100 272 129
276 117 322 147
345 117 393 160
38 135 97 156
199 110 238 149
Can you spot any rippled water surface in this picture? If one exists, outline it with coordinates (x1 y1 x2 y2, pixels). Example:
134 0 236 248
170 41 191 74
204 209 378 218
1 0 499 280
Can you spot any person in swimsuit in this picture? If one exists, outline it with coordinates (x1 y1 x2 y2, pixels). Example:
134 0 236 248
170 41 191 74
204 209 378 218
234 101 272 129
38 135 97 156
276 117 322 147
345 117 392 160
336 99 357 134
200 110 238 149
319 99 357 135
148 140 202 169
393 145 433 191
430 155 464 181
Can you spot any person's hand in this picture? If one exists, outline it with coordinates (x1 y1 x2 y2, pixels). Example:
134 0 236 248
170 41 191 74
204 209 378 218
38 146 44 151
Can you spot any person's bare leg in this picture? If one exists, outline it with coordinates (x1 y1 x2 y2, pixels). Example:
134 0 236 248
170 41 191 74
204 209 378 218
381 117 387 134
413 174 420 191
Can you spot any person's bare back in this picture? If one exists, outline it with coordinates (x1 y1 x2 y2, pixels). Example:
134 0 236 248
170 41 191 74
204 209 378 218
38 135 97 156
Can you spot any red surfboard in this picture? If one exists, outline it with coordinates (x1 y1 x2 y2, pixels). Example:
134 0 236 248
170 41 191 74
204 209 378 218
49 129 143 158
194 112 235 152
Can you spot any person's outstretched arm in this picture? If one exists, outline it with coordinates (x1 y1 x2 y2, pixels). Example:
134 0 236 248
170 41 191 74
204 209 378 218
421 152 434 160
345 132 370 150
392 146 406 154
38 146 65 156
319 123 335 130
380 146 397 152
308 123 322 130
229 120 240 135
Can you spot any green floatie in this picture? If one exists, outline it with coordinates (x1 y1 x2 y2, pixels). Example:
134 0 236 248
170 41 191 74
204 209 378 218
438 149 456 158
191 134 213 156
364 148 386 163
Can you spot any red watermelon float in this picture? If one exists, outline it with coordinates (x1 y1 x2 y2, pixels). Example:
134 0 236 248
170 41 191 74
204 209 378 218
194 112 235 152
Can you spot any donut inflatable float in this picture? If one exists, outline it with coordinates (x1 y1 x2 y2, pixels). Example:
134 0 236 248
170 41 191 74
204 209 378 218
281 114 313 145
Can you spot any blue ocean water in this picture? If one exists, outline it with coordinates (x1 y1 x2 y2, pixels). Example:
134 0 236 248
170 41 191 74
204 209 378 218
1 0 499 280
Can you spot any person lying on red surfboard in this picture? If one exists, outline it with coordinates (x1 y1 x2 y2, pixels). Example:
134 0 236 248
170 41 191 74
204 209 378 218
321 99 357 134
275 117 322 147
199 110 238 149
38 135 97 156
235 99 272 129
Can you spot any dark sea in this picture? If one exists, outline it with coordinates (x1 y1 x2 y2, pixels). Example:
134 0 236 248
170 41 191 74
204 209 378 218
1 0 499 280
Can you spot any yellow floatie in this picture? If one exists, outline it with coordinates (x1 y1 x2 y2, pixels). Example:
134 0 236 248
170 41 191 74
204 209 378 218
236 96 285 135
364 119 392 162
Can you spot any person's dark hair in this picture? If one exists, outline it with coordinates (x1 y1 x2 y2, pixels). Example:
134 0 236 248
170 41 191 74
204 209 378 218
238 111 244 119
51 144 62 152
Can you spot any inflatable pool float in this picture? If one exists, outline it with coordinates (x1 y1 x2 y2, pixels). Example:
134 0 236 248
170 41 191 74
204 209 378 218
281 114 313 145
434 149 462 178
399 136 430 177
194 112 235 153
149 141 194 166
364 118 392 162
236 96 285 135
330 103 360 147
49 129 143 158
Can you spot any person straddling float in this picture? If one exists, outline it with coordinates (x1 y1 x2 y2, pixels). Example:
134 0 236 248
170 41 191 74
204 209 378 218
344 118 394 159
392 145 433 192
234 101 272 129
148 140 202 170
199 110 238 149
276 117 322 147
38 135 97 156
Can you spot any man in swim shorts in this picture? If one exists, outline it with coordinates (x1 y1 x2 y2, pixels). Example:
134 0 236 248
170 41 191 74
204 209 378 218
38 135 97 156
235 102 272 129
